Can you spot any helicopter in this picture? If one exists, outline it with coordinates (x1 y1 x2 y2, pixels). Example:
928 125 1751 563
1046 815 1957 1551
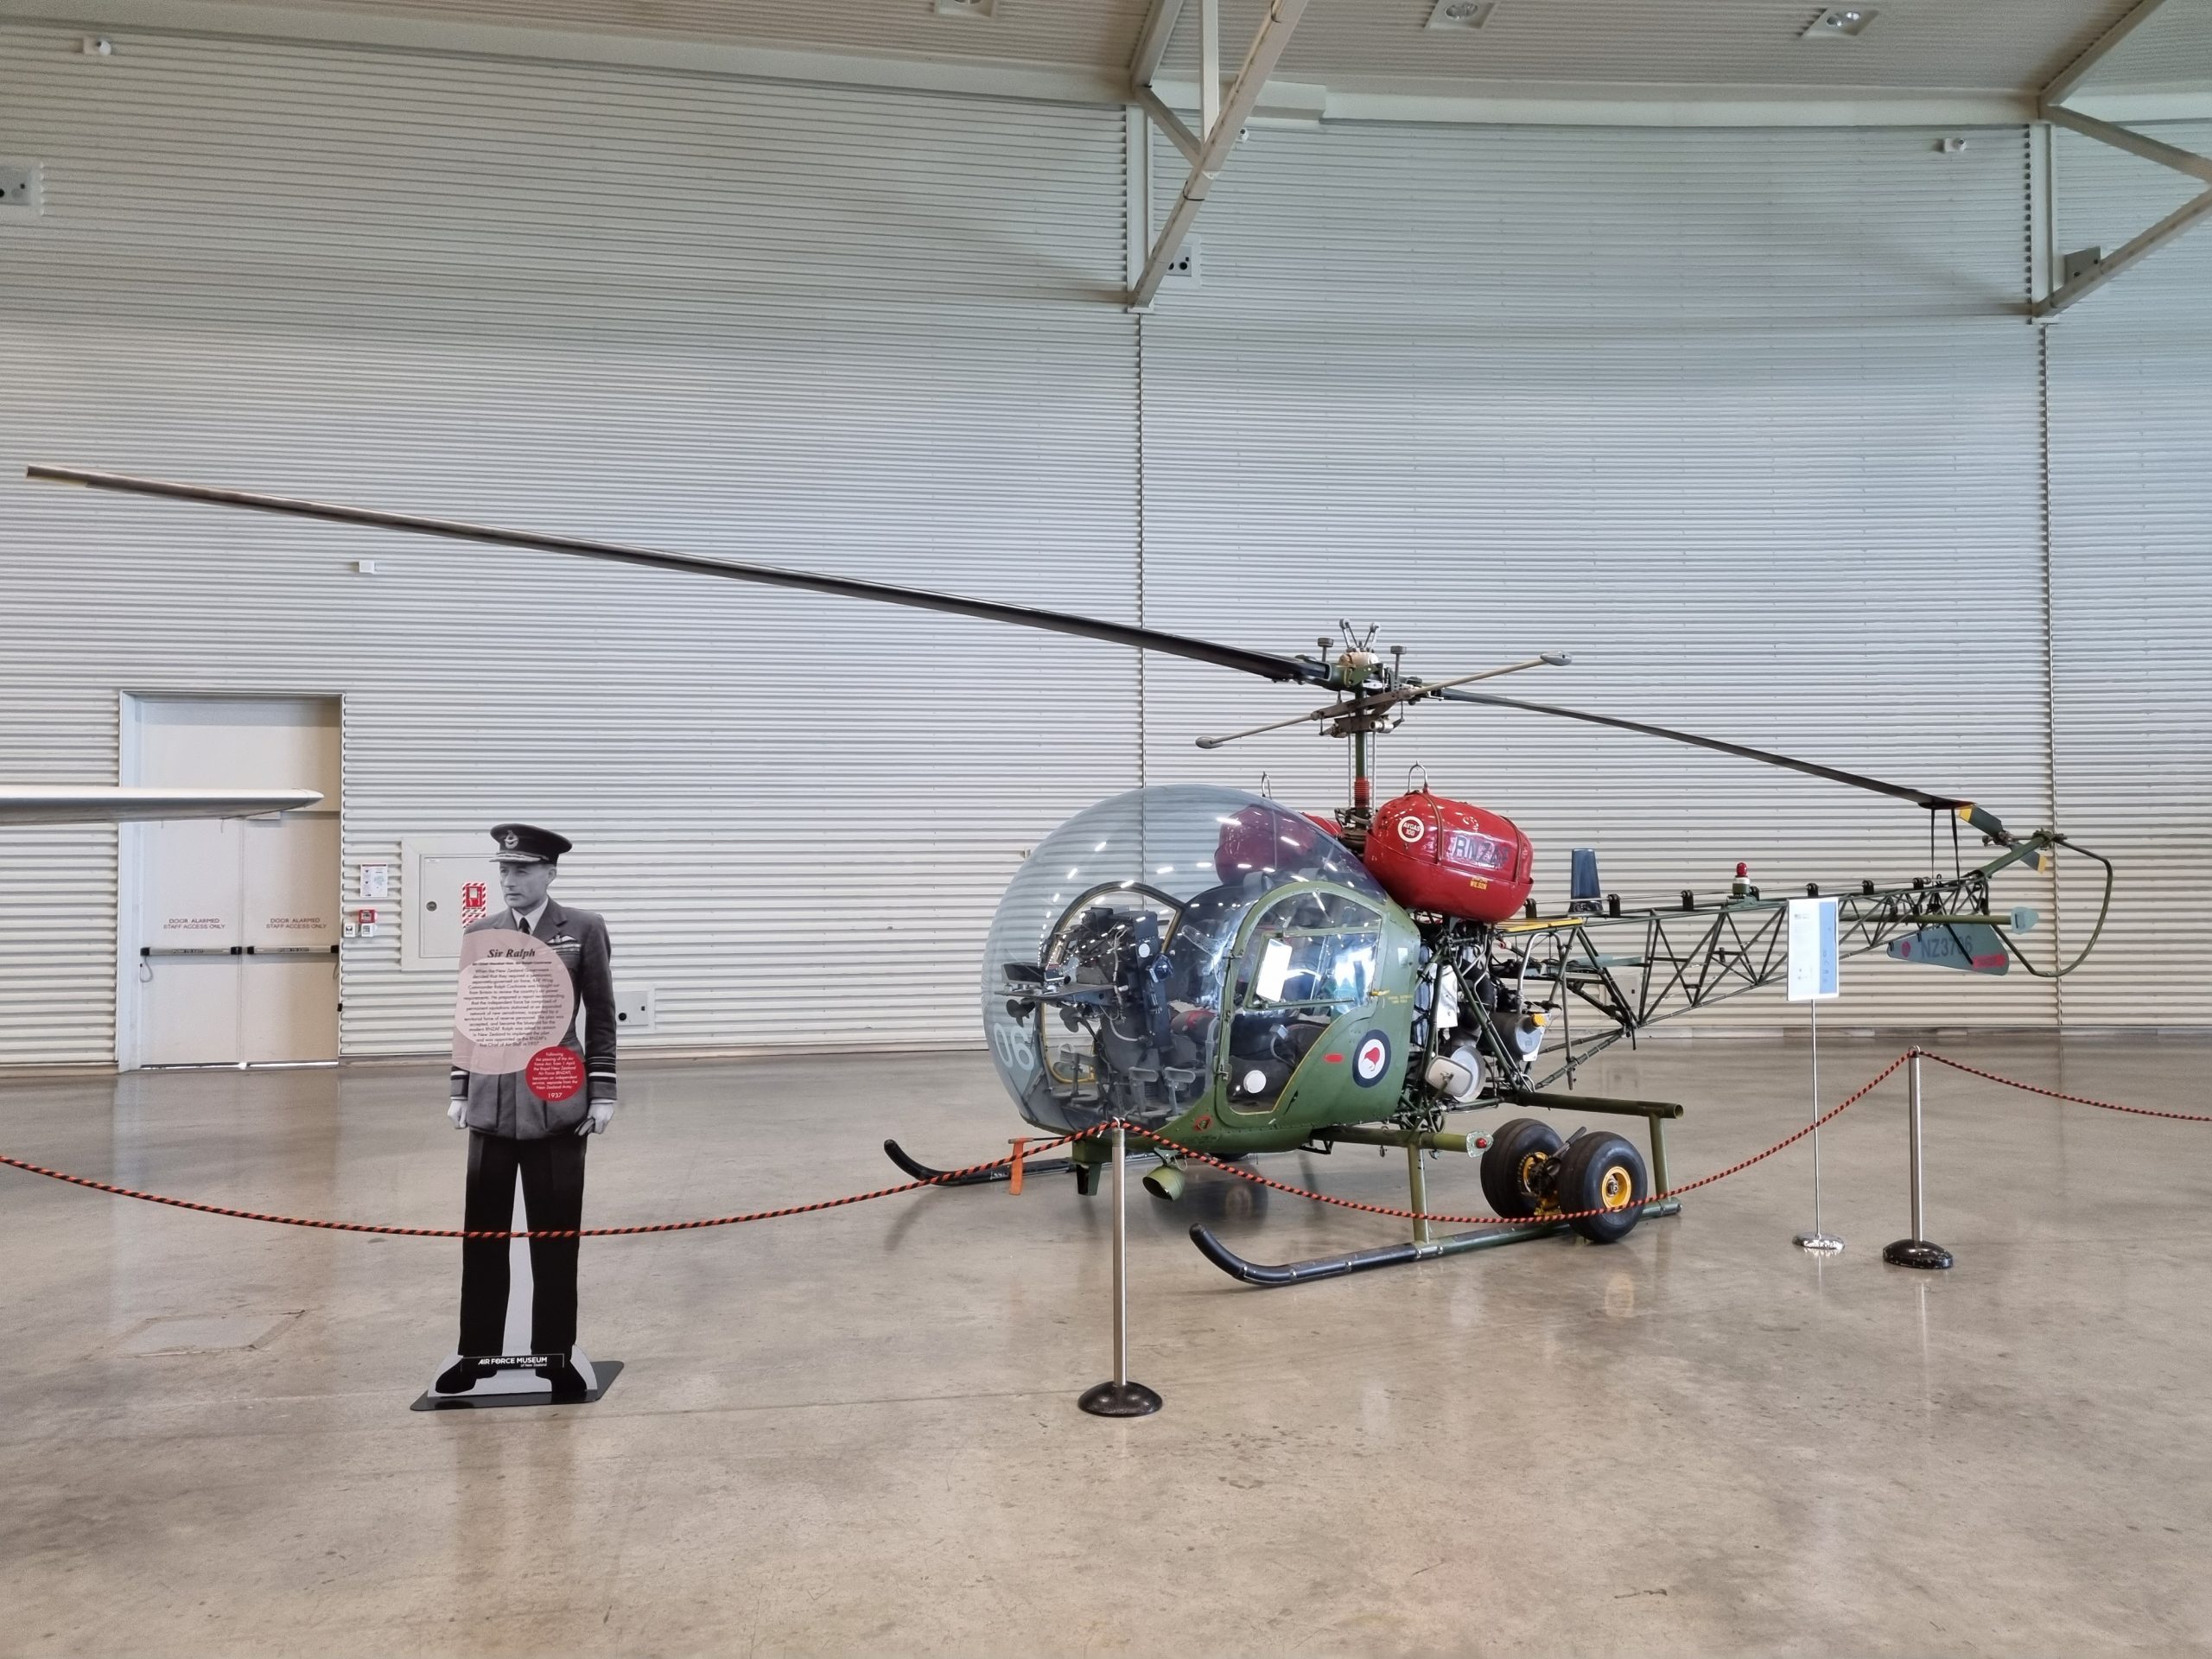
26 464 2113 1284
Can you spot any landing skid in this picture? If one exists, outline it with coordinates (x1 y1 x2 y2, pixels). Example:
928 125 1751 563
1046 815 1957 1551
1192 1199 1682 1287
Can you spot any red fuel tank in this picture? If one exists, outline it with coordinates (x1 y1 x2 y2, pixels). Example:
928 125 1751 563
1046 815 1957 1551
1362 789 1535 925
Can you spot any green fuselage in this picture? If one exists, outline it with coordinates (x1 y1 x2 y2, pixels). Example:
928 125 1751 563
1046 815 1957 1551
1058 880 1428 1164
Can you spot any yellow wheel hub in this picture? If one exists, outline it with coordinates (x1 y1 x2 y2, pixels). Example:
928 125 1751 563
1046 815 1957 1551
1599 1165 1635 1211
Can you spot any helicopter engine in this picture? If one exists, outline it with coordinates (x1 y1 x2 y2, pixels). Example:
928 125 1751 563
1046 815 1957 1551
1359 788 1535 925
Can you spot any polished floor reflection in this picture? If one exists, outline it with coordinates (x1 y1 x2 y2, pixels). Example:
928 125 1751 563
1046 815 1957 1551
3 1033 2209 1656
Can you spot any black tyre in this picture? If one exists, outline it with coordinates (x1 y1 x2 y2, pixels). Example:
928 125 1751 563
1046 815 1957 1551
1480 1117 1563 1218
1554 1131 1649 1243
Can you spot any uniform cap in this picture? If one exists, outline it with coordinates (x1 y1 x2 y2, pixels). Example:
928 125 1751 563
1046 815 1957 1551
490 823 572 865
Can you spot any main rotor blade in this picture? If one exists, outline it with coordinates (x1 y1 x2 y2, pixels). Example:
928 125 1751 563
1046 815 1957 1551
1436 686 2009 838
27 467 1322 686
0 787 324 824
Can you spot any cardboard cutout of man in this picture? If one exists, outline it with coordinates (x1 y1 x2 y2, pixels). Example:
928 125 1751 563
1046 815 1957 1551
435 823 616 1401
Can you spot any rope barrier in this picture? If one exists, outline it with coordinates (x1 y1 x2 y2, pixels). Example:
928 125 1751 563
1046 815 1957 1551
1918 1050 2212 1123
0 1048 2198 1237
0 1134 1079 1239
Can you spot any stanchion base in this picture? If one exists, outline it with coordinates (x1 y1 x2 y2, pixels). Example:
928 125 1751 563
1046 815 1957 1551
1794 1232 1846 1253
1883 1237 1954 1270
413 1357 620 1411
1077 1380 1163 1418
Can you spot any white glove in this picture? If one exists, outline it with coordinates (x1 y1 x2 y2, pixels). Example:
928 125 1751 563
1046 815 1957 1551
448 1098 467 1129
576 1100 614 1135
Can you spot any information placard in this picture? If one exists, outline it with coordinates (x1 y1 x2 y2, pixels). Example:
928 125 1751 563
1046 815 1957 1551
1786 897 1840 1002
451 928 576 1074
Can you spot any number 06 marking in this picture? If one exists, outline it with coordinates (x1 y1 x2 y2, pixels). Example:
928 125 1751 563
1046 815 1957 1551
992 1022 1038 1076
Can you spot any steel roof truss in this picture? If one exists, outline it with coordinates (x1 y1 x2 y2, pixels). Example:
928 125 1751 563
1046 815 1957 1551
2038 3 2212 318
2043 0 2180 108
1127 0 1310 310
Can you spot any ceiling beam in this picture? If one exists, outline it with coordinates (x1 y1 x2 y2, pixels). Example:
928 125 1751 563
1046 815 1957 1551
0 3 2055 130
0 0 1131 103
1313 83 2031 127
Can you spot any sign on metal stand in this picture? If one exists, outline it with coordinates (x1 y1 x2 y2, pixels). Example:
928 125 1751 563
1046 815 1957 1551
1883 1049 1955 1269
1788 896 1844 1254
1078 1122 1163 1418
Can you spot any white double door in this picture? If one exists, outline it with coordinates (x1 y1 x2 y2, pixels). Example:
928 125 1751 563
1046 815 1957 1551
131 697 342 1066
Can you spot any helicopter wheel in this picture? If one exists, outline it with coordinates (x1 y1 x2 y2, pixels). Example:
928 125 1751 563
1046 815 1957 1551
1479 1118 1562 1218
1554 1132 1649 1244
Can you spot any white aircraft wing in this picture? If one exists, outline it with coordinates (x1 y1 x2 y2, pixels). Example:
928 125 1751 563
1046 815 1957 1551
0 788 325 825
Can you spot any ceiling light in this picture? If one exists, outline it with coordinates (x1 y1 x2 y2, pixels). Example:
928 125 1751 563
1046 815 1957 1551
932 0 995 17
1802 7 1876 38
1426 0 1495 30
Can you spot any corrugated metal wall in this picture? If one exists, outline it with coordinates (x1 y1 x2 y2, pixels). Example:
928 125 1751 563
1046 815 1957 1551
1140 123 2057 1027
0 25 1140 1060
2045 122 2212 1027
0 24 2202 1064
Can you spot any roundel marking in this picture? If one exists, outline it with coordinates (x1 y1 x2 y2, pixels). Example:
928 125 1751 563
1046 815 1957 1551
1352 1030 1392 1087
1395 814 1426 844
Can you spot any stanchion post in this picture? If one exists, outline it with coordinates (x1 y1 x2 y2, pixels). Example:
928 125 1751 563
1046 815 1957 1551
1885 1048 1954 1270
1078 1122 1162 1418
1795 999 1844 1253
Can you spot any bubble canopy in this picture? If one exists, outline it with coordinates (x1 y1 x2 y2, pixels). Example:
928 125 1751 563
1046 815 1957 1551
981 785 1392 1135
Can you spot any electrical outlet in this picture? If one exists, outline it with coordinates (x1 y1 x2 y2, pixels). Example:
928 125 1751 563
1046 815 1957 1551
0 161 43 219
613 987 658 1035
1166 237 1203 285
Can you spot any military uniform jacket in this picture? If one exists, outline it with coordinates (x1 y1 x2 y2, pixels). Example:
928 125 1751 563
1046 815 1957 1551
449 901 617 1140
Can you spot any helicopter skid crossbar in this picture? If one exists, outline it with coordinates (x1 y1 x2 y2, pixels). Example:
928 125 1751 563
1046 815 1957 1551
881 1138 1165 1188
1192 1199 1682 1286
881 1139 1077 1186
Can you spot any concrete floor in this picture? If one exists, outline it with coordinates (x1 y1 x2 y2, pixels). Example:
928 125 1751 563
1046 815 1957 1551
2 1033 2209 1656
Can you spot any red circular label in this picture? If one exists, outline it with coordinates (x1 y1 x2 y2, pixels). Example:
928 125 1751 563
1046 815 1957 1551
525 1046 585 1103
